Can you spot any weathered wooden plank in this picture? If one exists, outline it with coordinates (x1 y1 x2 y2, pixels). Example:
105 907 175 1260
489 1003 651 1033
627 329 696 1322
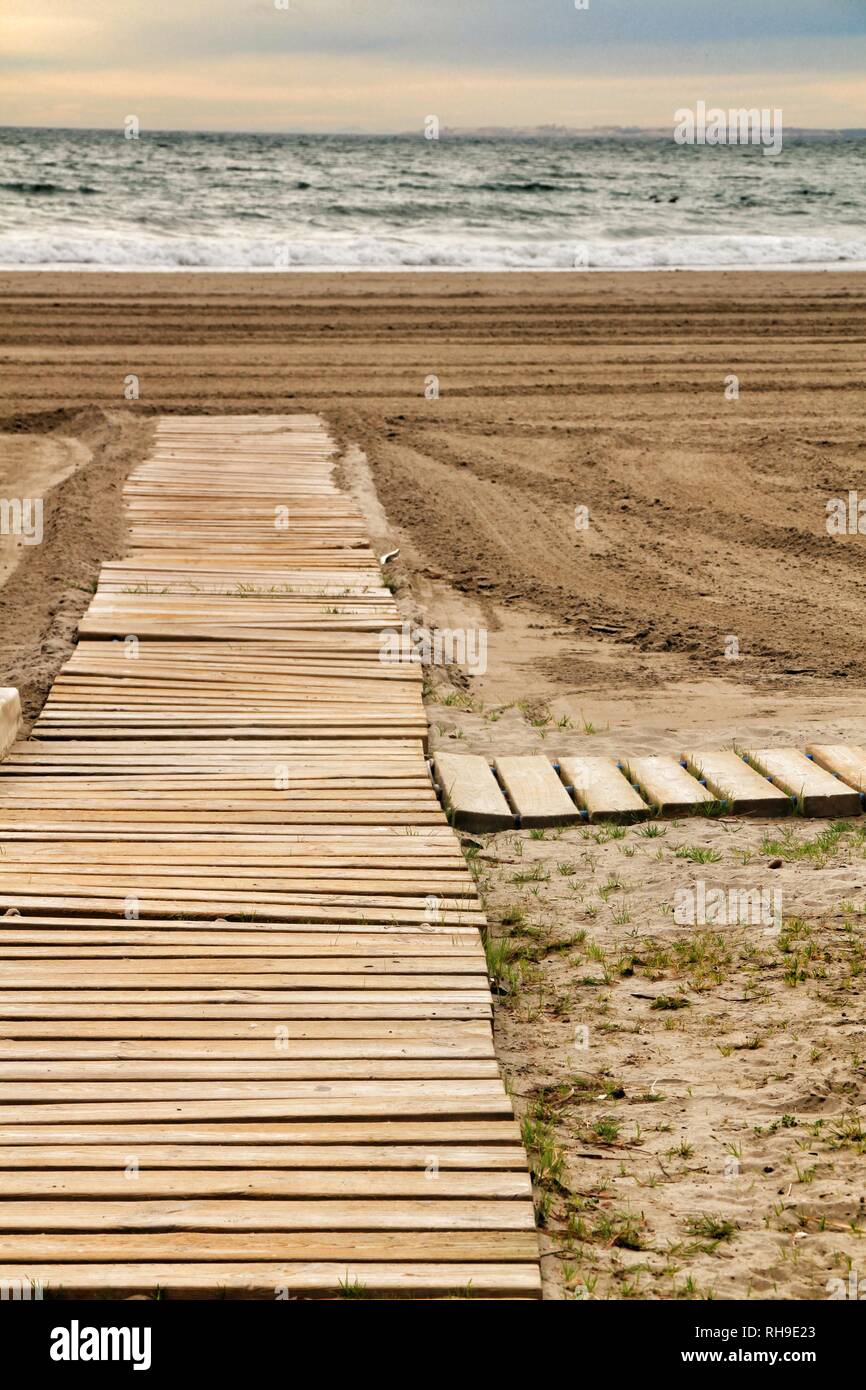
432 753 513 831
558 756 648 822
0 1231 536 1261
0 937 478 955
0 1119 521 1145
624 755 715 815
805 744 866 795
493 755 579 827
0 1002 491 1022
744 748 862 817
0 1144 526 1170
0 1020 490 1040
0 1198 535 1231
0 1170 531 1199
0 1261 541 1298
0 1096 511 1123
0 1060 499 1081
682 749 791 816
0 1079 506 1102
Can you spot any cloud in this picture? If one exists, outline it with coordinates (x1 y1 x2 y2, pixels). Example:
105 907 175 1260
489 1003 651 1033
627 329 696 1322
1 0 864 128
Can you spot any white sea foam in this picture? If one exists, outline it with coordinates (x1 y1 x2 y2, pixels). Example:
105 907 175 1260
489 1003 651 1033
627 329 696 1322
2 231 865 272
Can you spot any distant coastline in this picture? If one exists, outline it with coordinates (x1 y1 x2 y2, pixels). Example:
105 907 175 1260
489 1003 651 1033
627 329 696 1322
3 123 866 139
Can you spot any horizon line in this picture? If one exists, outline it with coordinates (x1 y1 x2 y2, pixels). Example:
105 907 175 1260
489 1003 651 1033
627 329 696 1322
3 122 866 138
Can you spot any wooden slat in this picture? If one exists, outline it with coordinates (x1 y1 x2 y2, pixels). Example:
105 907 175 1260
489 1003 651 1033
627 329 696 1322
493 755 579 827
0 1231 537 1260
432 753 514 831
0 1120 521 1144
0 1171 530 1199
744 748 862 817
682 749 791 816
0 1261 541 1299
0 1198 534 1231
558 755 648 822
0 1145 526 1169
805 744 866 795
624 755 715 815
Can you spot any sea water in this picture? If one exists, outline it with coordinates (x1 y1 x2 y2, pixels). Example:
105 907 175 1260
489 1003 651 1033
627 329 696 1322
1 126 864 270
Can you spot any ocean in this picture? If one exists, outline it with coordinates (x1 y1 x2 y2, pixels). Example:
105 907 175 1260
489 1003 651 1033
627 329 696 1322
1 126 865 271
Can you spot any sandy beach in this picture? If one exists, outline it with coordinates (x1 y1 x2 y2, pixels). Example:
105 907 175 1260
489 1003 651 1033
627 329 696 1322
3 268 866 1300
3 269 866 726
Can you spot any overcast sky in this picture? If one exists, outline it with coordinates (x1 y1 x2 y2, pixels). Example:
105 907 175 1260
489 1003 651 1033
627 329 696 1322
2 0 865 132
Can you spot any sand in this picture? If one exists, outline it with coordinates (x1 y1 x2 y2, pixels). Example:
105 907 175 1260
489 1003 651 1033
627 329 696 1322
2 269 866 722
0 410 153 723
1 269 865 1300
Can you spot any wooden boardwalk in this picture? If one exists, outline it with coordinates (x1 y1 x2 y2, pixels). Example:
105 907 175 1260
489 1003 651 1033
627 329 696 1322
0 416 541 1299
434 749 866 829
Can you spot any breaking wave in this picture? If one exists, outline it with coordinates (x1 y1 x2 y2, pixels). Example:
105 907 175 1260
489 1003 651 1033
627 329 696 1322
1 231 864 271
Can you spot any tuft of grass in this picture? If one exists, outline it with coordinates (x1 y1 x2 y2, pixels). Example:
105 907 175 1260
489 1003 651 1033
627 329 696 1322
591 1114 621 1144
829 1112 865 1152
598 874 625 901
675 845 722 864
483 934 522 994
497 903 526 927
338 1275 367 1298
760 822 852 865
651 995 689 1011
594 1210 645 1250
685 1214 737 1243
593 825 627 844
670 1139 694 1160
511 864 549 885
521 1115 566 1187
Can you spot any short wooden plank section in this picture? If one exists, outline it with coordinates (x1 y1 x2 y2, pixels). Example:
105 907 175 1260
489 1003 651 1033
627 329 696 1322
558 756 648 823
683 750 791 817
623 755 715 815
806 745 866 796
745 748 862 818
432 753 513 832
493 755 579 828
